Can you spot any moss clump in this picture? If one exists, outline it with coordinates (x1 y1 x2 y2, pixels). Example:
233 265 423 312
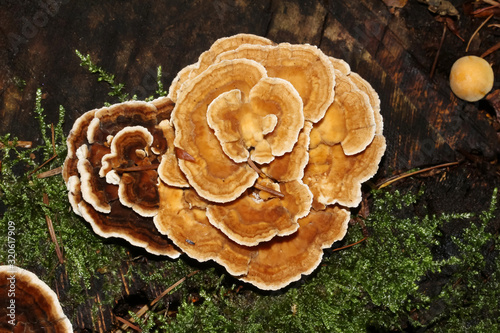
426 188 499 332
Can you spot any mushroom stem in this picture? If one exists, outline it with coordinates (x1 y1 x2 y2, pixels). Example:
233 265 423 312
254 183 285 198
115 164 159 173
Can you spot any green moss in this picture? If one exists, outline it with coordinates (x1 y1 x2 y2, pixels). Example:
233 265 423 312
428 188 499 331
13 76 27 91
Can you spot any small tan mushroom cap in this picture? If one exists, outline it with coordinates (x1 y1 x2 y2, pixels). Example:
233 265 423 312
216 43 335 123
206 180 312 246
450 55 494 102
169 33 274 102
207 76 304 164
0 265 73 332
172 59 277 202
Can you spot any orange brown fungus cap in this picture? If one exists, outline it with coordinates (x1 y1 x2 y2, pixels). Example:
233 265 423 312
0 265 73 332
62 99 180 257
157 120 190 188
154 182 349 290
155 184 350 290
100 126 159 217
261 121 313 182
205 180 312 246
66 34 386 290
305 69 386 208
171 59 273 203
216 43 335 123
168 33 274 102
240 206 350 290
153 185 253 276
207 76 304 164
309 65 376 156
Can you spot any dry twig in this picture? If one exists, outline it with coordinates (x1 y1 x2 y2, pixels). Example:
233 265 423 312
37 166 62 179
115 164 159 173
466 14 494 52
0 141 33 149
332 236 368 252
43 193 64 264
254 182 285 198
481 41 500 58
377 161 460 189
430 24 447 79
482 0 500 7
120 270 200 331
115 315 142 332
247 157 265 177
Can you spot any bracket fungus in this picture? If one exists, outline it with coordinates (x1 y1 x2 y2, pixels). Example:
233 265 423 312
63 98 180 257
64 33 385 290
0 265 73 332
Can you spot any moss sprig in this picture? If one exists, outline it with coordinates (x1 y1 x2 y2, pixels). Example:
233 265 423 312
75 50 128 103
155 65 168 97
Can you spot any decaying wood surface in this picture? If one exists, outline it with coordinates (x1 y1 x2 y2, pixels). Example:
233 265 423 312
1 0 499 331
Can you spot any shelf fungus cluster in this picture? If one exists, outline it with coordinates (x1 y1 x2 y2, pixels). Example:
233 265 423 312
63 34 386 290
